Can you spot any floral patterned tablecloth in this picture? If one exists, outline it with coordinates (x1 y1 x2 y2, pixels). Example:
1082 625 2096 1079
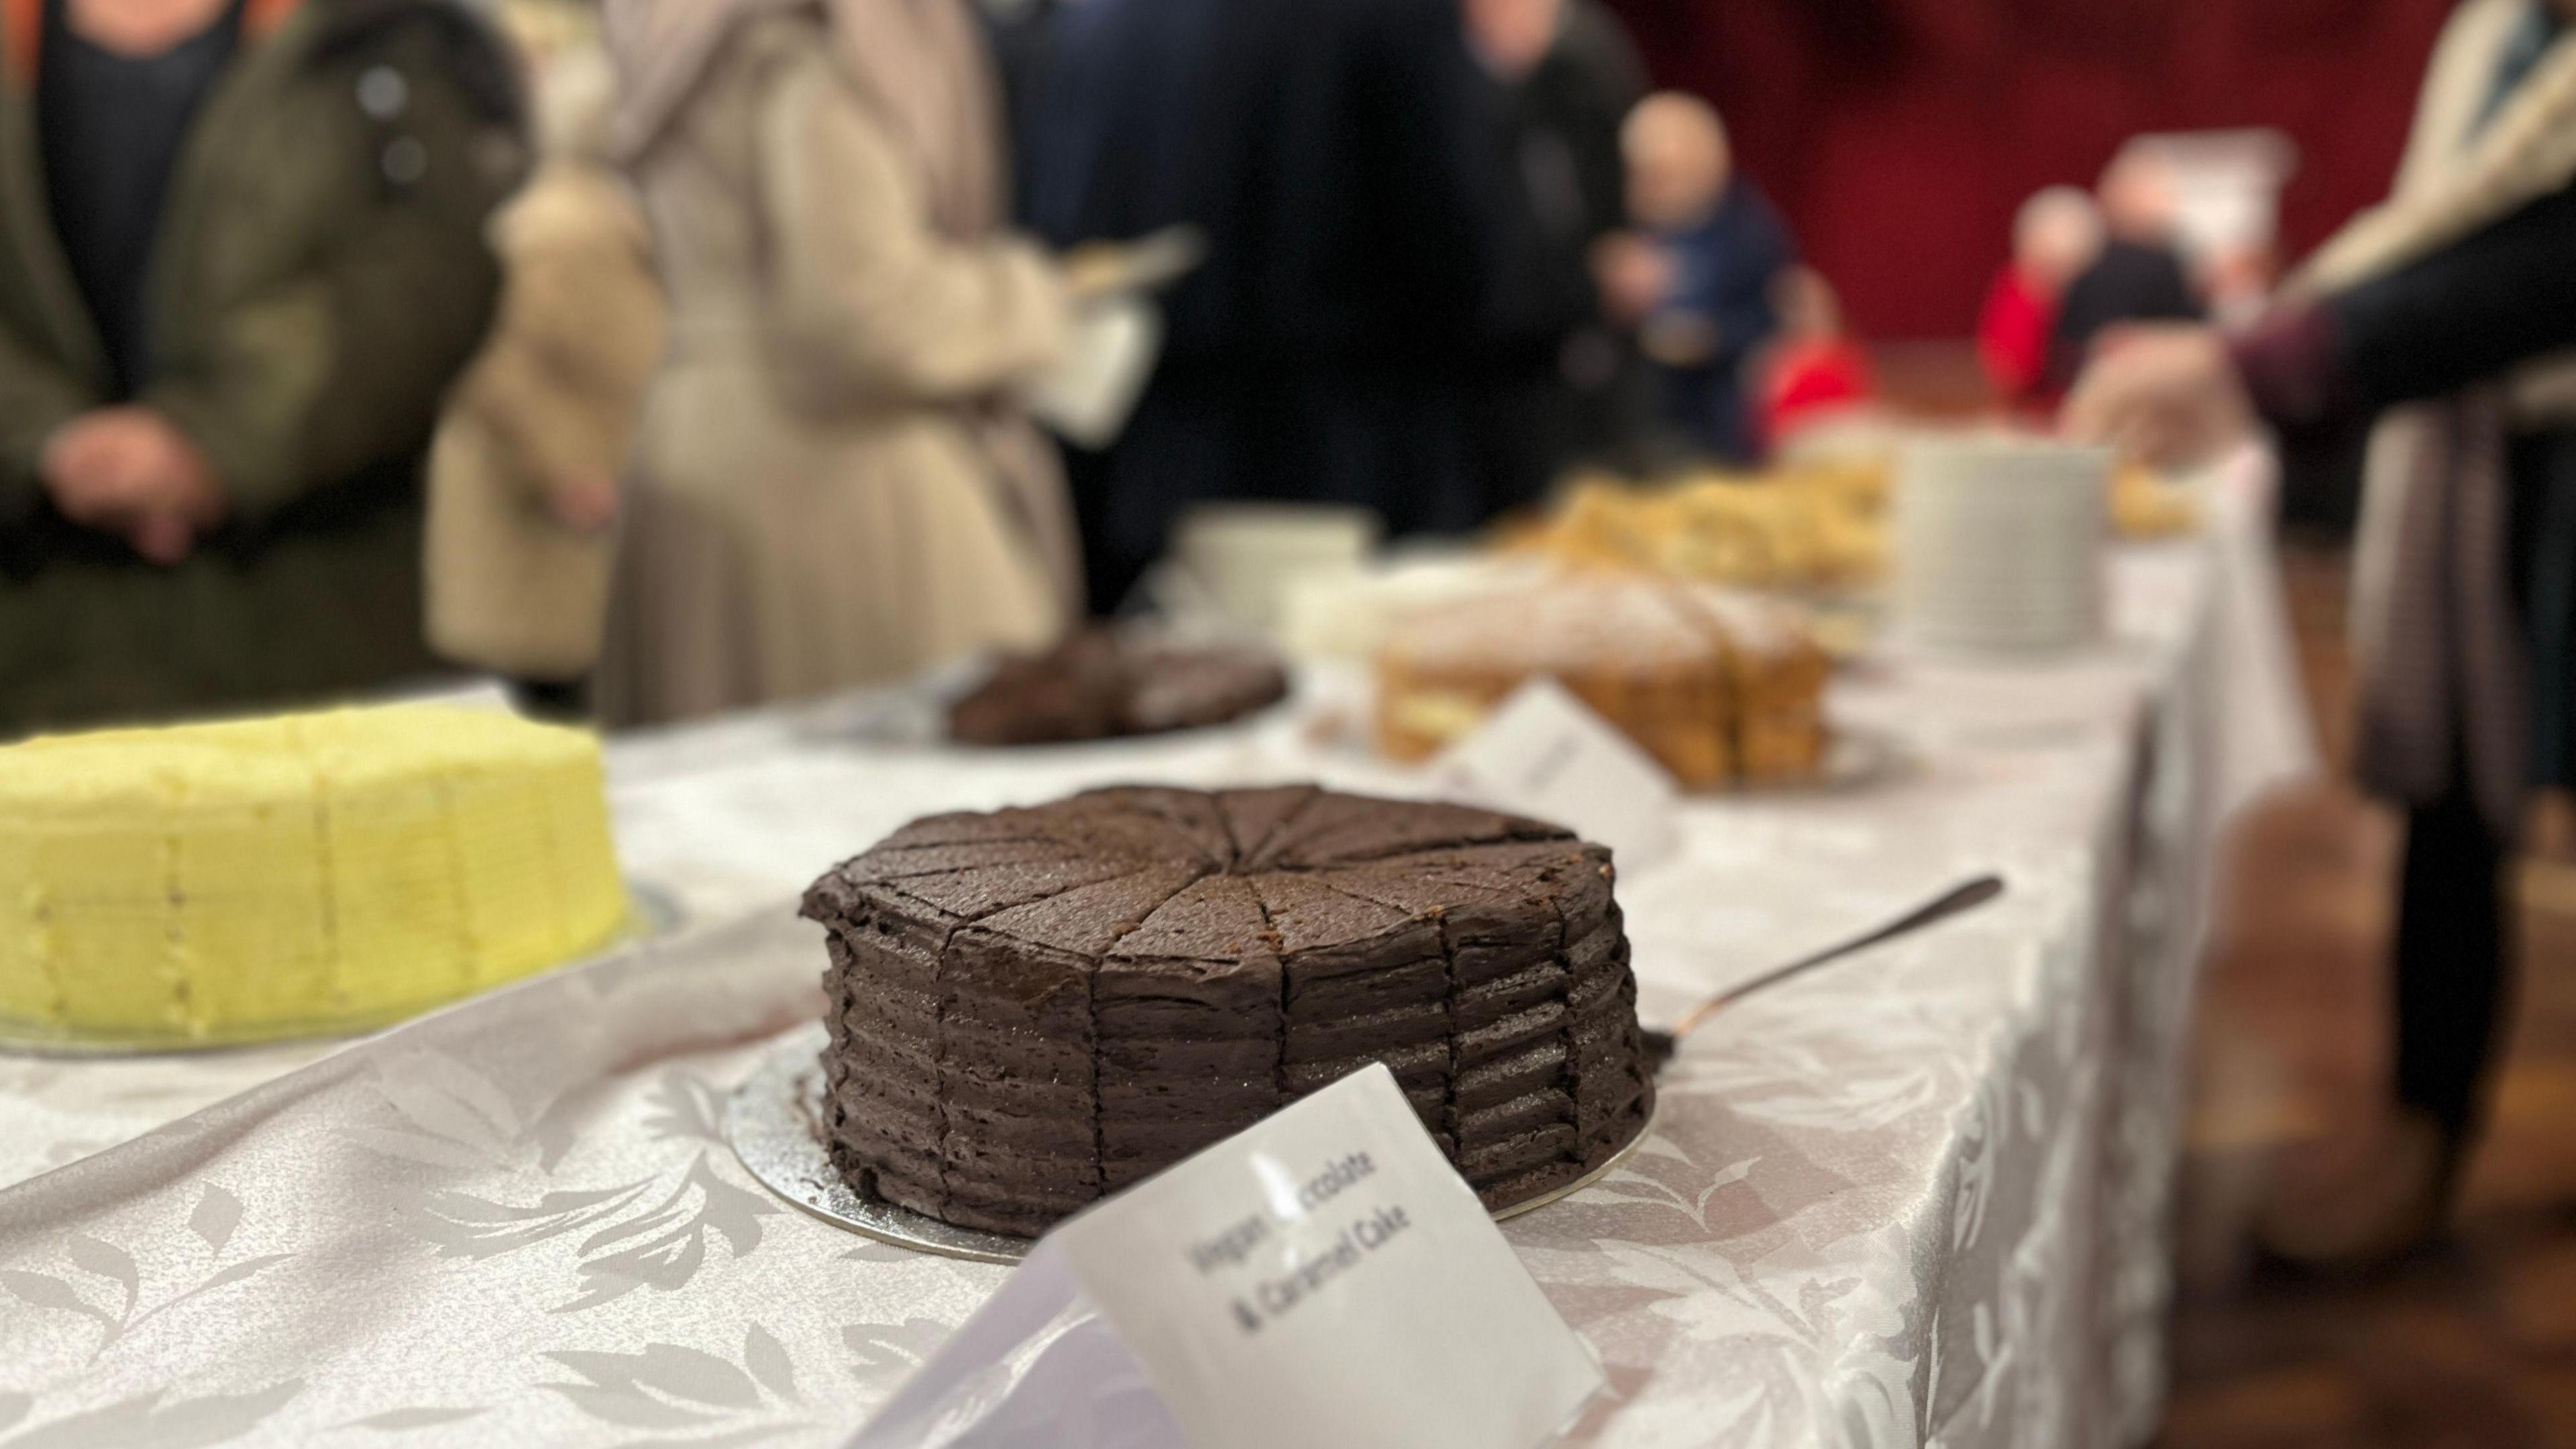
0 455 2310 1448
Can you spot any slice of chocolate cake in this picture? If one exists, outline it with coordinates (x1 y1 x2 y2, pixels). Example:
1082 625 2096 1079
945 631 1289 747
801 786 1655 1236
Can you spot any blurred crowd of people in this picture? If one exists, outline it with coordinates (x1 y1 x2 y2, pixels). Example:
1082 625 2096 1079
0 0 1856 739
1976 150 2210 411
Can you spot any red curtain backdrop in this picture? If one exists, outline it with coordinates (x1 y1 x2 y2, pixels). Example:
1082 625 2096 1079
1602 0 2459 338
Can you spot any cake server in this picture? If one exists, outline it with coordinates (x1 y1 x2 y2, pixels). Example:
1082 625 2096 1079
1641 873 2005 1069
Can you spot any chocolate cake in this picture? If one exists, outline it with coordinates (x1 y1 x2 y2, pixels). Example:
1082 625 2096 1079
801 786 1655 1236
946 631 1289 747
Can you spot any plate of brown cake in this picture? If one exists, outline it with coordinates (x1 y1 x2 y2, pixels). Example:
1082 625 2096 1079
796 629 1291 751
729 785 1658 1258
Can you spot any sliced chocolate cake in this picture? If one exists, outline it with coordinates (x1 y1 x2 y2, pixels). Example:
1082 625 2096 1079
945 631 1289 747
801 786 1655 1236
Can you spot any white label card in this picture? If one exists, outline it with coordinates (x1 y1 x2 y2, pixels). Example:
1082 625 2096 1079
846 1066 1603 1449
1432 676 1681 873
1018 297 1165 449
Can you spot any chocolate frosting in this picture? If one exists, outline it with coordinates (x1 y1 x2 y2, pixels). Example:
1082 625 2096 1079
802 786 1655 1236
946 633 1291 746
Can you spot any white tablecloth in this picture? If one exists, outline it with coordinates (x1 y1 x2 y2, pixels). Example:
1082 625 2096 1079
0 453 2312 1448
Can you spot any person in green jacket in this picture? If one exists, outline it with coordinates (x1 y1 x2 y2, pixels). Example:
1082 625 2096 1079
0 0 523 737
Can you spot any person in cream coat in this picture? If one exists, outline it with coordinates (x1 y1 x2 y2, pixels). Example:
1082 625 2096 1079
595 0 1095 727
425 28 661 712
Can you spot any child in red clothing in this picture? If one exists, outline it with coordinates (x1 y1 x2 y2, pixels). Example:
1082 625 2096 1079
1977 186 2104 408
1755 268 1874 452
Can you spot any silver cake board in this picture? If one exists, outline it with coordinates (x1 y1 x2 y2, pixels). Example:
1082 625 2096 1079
0 881 686 1059
727 1022 1661 1265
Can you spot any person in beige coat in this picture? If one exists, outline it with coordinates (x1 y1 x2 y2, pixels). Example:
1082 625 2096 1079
425 37 664 709
594 0 1084 727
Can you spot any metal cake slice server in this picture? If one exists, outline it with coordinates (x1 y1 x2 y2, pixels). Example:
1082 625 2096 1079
1641 874 2006 1070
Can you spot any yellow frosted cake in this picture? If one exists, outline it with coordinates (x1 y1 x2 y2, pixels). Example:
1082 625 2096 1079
0 705 627 1045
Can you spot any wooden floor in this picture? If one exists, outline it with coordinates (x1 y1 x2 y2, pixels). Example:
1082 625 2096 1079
2159 543 2576 1447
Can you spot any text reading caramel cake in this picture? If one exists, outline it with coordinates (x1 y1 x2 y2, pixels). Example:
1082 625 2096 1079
802 786 1654 1236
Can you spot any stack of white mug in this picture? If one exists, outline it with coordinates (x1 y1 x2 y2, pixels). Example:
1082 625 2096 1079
1892 437 2111 653
1172 502 1381 631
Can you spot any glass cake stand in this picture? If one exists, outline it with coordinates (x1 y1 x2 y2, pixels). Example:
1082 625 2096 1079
0 879 685 1058
727 1021 1663 1265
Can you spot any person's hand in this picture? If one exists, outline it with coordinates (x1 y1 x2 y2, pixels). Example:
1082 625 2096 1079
42 409 223 561
1639 311 1718 368
2061 323 2256 469
40 408 225 564
1590 231 1671 327
41 418 115 509
546 470 620 533
1060 242 1131 304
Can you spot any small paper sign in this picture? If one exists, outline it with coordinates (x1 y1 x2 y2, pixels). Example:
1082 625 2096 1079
1020 298 1164 449
1431 676 1681 872
847 1066 1602 1449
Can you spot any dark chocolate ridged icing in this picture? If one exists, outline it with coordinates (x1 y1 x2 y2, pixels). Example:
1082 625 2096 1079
801 786 1656 1236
